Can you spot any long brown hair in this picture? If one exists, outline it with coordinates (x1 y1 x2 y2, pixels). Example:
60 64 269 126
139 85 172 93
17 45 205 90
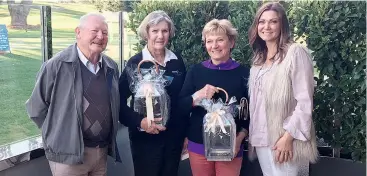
248 2 292 66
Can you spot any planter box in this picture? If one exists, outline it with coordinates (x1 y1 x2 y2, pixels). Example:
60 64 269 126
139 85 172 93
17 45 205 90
309 146 366 176
310 156 366 176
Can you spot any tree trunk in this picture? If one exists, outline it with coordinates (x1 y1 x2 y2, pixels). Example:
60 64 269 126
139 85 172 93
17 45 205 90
7 0 33 29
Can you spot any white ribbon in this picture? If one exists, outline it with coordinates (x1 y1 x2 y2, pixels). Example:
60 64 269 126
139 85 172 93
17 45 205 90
143 83 154 127
204 109 227 134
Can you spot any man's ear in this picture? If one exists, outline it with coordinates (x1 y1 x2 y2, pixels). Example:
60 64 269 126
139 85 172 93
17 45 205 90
75 27 80 38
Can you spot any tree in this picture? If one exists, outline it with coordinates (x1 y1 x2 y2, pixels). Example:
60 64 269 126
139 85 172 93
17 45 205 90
89 0 138 12
7 0 33 29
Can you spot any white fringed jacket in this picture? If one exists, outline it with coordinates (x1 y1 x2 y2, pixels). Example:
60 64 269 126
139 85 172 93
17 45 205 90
248 43 318 163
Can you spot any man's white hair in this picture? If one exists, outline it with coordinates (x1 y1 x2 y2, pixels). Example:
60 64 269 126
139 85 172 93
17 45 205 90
78 13 107 28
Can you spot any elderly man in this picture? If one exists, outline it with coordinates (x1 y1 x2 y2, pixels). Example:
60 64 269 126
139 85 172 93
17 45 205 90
25 13 120 176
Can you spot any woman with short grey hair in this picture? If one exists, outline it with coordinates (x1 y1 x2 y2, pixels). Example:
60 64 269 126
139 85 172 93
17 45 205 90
119 10 187 176
137 10 176 40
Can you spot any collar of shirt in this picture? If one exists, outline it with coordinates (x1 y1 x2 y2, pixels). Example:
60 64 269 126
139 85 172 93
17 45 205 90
77 46 102 74
142 45 178 67
202 58 240 70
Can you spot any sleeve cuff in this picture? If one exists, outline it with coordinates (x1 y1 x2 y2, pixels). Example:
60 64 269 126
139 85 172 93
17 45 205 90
191 93 201 106
283 121 308 141
134 114 145 129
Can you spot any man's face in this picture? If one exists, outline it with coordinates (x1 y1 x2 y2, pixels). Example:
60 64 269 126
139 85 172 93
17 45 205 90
76 16 108 56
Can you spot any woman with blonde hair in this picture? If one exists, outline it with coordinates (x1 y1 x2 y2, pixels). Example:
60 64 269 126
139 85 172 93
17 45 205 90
179 19 250 176
248 2 318 175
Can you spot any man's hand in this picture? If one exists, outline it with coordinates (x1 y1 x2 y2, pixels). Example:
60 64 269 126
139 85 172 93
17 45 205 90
140 117 166 134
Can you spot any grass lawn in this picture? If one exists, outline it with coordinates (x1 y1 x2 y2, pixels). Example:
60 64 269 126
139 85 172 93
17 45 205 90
0 2 138 146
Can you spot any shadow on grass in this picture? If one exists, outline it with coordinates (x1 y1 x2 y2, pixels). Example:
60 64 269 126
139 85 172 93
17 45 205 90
29 3 86 19
51 5 86 20
1 52 42 63
8 28 75 38
0 13 8 18
0 5 9 18
52 29 76 38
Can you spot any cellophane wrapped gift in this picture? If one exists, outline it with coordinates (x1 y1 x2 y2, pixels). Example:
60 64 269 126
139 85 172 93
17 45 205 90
200 96 238 161
126 60 171 127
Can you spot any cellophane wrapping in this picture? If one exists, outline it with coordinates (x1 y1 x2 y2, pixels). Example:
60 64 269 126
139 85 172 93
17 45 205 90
126 64 171 127
199 97 238 161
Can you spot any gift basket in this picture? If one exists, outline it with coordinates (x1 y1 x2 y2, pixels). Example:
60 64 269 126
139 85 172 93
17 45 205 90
127 59 170 127
201 88 237 161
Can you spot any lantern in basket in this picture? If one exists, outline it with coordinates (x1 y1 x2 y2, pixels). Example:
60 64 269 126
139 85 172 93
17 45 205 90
202 87 237 161
133 60 170 127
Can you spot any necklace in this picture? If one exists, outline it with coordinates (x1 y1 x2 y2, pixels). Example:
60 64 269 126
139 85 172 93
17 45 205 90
254 61 275 88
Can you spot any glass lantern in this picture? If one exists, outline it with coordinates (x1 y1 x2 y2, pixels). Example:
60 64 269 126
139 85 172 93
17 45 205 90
203 88 237 161
132 60 169 127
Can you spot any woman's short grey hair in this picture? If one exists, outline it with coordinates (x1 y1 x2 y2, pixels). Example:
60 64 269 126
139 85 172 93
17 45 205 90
138 10 175 40
78 13 107 28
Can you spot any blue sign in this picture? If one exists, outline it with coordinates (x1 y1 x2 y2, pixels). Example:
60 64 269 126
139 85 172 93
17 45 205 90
0 24 10 52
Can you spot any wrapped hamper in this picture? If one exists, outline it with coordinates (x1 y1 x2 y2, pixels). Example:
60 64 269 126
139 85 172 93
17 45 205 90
127 59 170 127
201 88 237 161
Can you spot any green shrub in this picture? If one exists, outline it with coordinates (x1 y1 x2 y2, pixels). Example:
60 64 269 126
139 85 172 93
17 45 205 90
227 1 260 66
126 1 258 68
290 1 366 161
127 1 366 161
